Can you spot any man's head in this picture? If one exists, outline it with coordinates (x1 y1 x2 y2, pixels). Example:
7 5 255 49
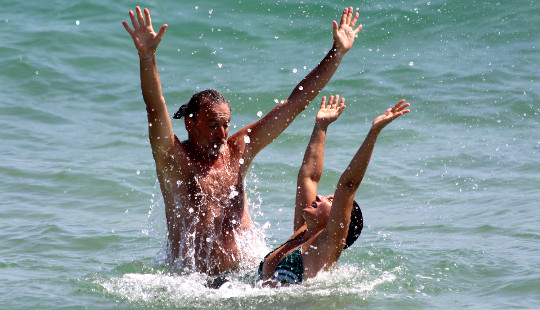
174 89 231 157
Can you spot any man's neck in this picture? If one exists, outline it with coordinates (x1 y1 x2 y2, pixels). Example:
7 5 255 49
183 139 224 168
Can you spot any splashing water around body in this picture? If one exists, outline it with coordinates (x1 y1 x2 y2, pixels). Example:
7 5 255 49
146 177 269 274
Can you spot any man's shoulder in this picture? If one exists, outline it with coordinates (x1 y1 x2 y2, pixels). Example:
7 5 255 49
226 132 248 153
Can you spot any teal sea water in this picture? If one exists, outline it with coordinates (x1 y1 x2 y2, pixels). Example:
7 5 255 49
2 0 539 309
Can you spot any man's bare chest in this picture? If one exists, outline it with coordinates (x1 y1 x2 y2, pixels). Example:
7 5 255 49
186 160 243 202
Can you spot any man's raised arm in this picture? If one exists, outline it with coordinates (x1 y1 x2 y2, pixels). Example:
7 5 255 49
123 7 173 160
242 7 362 158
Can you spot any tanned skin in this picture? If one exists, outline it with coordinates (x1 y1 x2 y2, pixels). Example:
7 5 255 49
123 6 362 275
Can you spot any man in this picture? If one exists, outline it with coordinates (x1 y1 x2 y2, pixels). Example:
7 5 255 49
122 6 362 275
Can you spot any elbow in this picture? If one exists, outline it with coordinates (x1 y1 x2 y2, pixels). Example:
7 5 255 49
339 178 361 191
298 169 322 184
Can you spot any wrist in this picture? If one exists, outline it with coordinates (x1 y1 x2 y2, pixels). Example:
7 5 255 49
330 44 347 58
368 127 383 136
314 120 330 130
138 52 156 61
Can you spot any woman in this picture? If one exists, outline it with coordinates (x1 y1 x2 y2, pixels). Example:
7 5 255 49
258 95 410 285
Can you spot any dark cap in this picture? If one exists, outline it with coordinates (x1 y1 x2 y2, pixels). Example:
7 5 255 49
344 200 363 249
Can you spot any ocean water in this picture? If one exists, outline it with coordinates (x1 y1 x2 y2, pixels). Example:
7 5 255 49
1 0 539 309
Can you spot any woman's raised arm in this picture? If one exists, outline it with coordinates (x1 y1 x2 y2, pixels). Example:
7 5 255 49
325 100 410 256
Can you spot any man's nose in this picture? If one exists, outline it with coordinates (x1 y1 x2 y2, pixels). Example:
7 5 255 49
216 126 227 139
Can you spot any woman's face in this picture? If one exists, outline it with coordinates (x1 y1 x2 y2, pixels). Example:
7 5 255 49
303 194 333 229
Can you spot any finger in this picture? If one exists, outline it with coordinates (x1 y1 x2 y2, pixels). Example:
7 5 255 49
320 96 326 109
338 98 346 111
144 8 152 27
350 12 359 28
136 6 145 27
347 7 353 25
156 24 168 41
332 20 339 35
397 102 410 111
333 94 340 108
328 95 335 108
354 24 363 36
340 8 348 26
129 10 139 29
122 21 134 35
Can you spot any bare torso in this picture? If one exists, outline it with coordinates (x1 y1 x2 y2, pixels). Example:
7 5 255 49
156 135 254 275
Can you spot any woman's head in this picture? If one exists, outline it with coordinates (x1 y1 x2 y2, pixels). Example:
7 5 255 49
303 195 363 249
344 200 363 249
303 195 333 229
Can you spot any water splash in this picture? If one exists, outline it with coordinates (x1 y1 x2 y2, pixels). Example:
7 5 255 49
95 263 398 308
144 172 269 273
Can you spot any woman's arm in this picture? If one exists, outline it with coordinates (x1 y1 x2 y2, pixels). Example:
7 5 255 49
294 95 346 231
325 100 410 256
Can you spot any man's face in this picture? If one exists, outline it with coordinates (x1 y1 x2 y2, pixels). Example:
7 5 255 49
188 102 231 157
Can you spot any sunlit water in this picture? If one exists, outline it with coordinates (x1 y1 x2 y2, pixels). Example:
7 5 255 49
1 0 539 309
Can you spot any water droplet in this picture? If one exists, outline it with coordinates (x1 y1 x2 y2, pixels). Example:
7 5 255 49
229 186 239 198
239 158 244 164
409 62 414 67
274 35 279 39
292 68 297 73
244 135 250 143
274 98 279 103
257 111 263 117
218 63 223 68
136 170 141 175
188 208 194 213
299 86 303 90
75 20 80 26
208 9 213 15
